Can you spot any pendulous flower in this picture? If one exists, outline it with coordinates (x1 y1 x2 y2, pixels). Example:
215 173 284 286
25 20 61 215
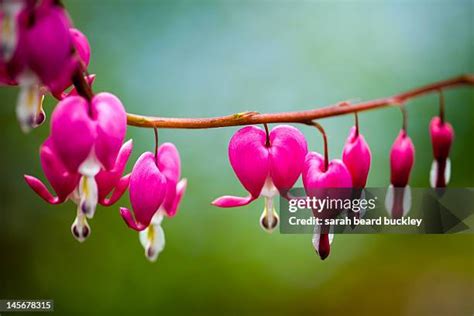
24 138 133 242
120 143 187 261
303 151 352 260
50 92 127 219
0 1 91 132
385 130 415 218
342 125 372 224
212 125 307 232
429 117 454 188
342 126 371 188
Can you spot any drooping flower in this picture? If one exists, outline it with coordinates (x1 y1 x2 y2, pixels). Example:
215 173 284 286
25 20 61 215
212 125 308 232
385 130 415 218
24 138 133 242
342 126 371 188
342 125 372 224
120 143 187 261
429 117 454 188
303 151 352 260
50 92 127 219
0 0 91 132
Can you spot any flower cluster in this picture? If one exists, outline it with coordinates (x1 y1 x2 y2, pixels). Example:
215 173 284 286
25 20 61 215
1 1 460 262
2 0 186 262
213 108 454 260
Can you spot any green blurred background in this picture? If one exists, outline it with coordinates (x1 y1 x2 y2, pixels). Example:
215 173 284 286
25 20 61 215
1 0 473 315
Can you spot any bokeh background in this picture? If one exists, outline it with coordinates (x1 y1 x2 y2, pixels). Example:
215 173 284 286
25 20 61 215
1 0 473 315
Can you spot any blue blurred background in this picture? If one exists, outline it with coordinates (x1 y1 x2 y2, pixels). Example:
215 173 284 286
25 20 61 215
1 0 473 315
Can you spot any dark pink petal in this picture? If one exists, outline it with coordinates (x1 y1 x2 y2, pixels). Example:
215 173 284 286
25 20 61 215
157 142 181 212
96 139 133 202
212 195 256 207
100 173 130 206
24 175 62 204
390 130 415 187
120 207 147 231
165 179 187 217
122 152 167 231
51 95 95 173
26 5 72 86
228 126 270 198
92 92 127 171
430 117 454 161
303 152 352 190
342 126 372 188
70 28 90 67
269 125 307 193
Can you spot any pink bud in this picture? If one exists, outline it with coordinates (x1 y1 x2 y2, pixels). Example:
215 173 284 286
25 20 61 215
342 126 372 188
429 117 454 187
390 130 415 187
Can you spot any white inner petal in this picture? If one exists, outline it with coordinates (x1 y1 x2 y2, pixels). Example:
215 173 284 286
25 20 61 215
384 184 394 216
403 185 412 217
312 225 334 254
258 178 280 232
445 158 451 185
430 160 437 188
16 72 43 133
260 177 279 198
0 1 23 60
79 150 101 177
139 211 165 262
79 175 98 219
71 205 91 243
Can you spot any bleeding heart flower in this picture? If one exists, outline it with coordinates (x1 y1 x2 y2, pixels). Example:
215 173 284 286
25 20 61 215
24 138 133 242
303 151 352 260
120 143 187 262
342 125 372 225
385 130 415 218
342 126 371 188
1 1 91 132
50 92 127 218
429 117 454 188
212 125 307 232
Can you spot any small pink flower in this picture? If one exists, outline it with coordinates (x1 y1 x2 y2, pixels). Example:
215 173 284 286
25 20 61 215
50 92 127 218
303 151 352 260
120 143 187 261
342 125 372 224
0 1 91 132
212 125 307 232
429 117 454 188
342 126 371 188
385 130 415 218
24 138 132 242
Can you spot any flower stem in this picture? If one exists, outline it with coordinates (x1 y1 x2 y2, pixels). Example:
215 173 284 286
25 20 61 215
126 74 474 129
308 121 329 172
263 123 271 147
153 125 159 160
438 89 445 124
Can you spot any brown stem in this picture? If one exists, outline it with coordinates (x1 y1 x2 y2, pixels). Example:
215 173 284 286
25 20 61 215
263 123 271 147
438 89 445 124
72 69 93 102
307 121 329 172
126 74 474 129
400 104 408 132
354 112 359 137
153 125 159 160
